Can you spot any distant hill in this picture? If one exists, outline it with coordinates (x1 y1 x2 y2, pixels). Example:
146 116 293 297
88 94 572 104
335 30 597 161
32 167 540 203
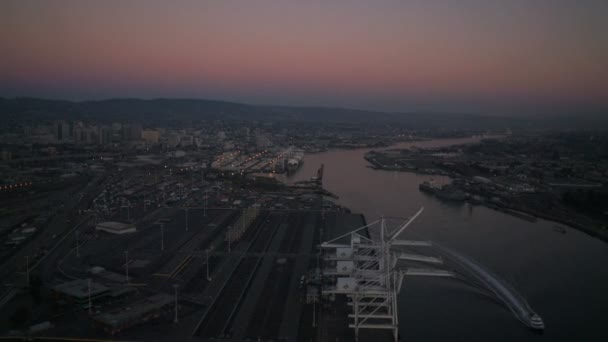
0 97 603 130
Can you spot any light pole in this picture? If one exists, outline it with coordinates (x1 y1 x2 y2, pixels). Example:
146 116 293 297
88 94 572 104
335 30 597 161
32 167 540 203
241 209 245 232
206 249 211 281
124 250 129 284
204 191 208 217
126 201 131 221
75 230 80 258
160 223 165 251
25 256 29 287
185 208 189 232
173 284 179 324
88 278 93 315
312 299 316 327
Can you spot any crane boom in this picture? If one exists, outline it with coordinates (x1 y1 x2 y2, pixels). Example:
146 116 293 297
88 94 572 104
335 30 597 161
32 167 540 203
388 207 424 241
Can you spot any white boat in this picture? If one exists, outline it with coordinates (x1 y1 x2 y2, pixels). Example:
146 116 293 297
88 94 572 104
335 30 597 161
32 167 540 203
528 313 545 331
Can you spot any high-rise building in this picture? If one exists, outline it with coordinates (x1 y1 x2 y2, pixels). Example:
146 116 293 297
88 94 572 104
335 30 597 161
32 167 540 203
122 123 143 141
130 123 143 140
73 125 99 145
55 121 70 141
142 130 160 143
99 127 113 145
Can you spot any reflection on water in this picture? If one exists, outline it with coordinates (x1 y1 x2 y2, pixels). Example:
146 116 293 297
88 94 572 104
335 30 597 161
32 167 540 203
281 136 608 342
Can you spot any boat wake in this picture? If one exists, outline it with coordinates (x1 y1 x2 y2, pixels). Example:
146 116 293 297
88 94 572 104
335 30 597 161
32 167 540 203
432 242 545 331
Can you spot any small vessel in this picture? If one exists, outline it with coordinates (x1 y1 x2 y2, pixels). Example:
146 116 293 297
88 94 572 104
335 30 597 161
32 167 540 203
553 226 566 234
436 188 467 202
528 313 545 331
503 208 537 222
419 180 441 193
419 181 466 202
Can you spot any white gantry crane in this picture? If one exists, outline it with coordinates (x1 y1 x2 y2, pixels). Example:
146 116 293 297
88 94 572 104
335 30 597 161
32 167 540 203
320 207 453 342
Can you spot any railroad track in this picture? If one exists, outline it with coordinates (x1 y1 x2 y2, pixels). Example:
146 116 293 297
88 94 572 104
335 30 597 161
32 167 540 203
196 256 260 337
194 213 286 338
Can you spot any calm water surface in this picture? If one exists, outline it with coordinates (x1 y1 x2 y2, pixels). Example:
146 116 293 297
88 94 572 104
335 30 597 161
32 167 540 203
281 137 608 342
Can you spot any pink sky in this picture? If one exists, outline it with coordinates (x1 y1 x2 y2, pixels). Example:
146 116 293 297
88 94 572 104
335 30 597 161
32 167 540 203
1 0 607 113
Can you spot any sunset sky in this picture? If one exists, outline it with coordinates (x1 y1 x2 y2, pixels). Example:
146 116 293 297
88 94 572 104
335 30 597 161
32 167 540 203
1 0 607 114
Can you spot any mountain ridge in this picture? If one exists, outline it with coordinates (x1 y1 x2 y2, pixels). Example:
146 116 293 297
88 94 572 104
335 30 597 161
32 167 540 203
0 97 604 129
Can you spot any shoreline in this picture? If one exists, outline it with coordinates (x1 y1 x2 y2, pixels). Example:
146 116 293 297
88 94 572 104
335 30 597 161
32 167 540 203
421 190 608 243
495 204 608 243
289 136 608 243
363 142 607 244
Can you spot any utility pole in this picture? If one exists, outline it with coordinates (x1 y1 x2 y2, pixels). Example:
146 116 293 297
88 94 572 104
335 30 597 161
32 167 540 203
125 250 129 284
173 284 179 323
160 223 165 251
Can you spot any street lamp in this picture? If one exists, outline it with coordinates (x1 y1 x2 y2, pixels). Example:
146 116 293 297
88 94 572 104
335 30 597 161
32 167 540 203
25 256 30 287
124 250 129 284
126 200 131 221
88 278 93 315
173 284 179 324
206 249 211 281
203 191 209 217
75 230 80 258
185 208 189 232
160 223 165 251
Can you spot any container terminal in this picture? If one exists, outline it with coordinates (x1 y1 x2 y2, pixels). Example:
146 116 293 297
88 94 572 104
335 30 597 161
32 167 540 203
2 196 392 341
1 195 544 341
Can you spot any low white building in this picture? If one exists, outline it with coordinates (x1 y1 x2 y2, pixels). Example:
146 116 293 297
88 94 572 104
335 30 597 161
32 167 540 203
96 221 136 235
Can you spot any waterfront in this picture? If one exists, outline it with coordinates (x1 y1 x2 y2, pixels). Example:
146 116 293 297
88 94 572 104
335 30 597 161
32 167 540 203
282 137 608 342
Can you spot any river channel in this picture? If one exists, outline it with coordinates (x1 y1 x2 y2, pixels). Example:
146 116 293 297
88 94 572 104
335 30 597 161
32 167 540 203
281 136 608 342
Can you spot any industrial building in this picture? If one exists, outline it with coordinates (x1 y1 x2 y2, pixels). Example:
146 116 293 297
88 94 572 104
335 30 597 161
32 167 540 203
51 279 110 305
94 294 174 335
